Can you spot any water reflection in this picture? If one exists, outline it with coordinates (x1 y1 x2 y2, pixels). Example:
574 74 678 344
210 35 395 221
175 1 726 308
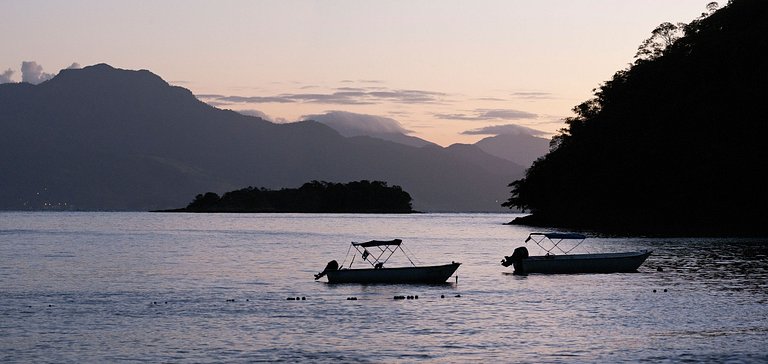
646 239 768 295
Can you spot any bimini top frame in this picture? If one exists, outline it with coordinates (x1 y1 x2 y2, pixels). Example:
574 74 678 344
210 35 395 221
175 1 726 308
344 239 416 268
524 233 587 255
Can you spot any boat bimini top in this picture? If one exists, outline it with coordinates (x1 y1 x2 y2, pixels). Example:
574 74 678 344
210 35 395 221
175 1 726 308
342 239 418 269
524 232 588 255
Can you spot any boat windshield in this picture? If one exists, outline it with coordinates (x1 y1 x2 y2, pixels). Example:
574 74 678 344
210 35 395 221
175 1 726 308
525 232 588 255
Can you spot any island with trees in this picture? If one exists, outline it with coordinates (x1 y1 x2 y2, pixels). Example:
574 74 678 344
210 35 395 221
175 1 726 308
503 1 767 236
159 180 415 213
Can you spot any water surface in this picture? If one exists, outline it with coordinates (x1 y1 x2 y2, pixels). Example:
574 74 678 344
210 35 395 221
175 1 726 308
1 212 766 362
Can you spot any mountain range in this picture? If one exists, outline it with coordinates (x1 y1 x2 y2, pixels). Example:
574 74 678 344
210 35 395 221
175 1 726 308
0 64 548 212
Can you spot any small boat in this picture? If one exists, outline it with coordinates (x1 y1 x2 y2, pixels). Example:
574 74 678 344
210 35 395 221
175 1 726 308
501 232 651 275
315 239 461 284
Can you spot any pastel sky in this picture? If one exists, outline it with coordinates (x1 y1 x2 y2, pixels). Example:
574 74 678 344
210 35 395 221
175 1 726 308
1 0 712 146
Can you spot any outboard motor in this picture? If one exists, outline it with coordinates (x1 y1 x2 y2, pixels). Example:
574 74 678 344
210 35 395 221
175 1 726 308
314 260 339 280
501 246 529 267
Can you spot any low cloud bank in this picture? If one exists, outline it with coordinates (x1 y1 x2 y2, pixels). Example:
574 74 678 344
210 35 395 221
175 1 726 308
236 109 289 123
462 123 547 137
21 61 55 84
301 110 410 137
0 61 81 84
198 87 445 106
436 108 537 121
0 69 13 84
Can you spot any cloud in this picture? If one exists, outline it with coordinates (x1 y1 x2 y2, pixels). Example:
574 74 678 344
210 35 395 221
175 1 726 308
21 61 55 84
301 110 410 137
435 108 538 121
461 123 548 137
236 109 272 120
511 91 553 99
341 79 384 84
199 87 446 106
236 109 289 123
214 95 300 104
195 94 226 99
475 97 509 102
1 61 80 84
0 68 14 84
366 89 445 104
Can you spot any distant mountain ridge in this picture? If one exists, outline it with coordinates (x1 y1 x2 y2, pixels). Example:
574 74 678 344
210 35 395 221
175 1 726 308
0 64 525 211
360 132 439 148
307 111 550 166
474 133 549 167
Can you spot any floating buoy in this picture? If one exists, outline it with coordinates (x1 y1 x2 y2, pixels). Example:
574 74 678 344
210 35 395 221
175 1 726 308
394 295 405 300
301 297 306 300
653 289 657 293
441 295 445 298
347 297 357 300
287 297 296 300
455 294 461 298
664 289 668 292
414 295 418 299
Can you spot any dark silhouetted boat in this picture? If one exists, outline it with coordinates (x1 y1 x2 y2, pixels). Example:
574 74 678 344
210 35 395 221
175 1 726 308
501 233 651 275
315 239 461 284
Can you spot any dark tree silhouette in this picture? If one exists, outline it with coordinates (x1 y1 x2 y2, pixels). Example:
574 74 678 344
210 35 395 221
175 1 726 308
171 180 414 213
634 22 687 61
504 0 768 236
187 192 221 210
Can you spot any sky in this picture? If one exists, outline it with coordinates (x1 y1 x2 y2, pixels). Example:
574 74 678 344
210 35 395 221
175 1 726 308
1 0 713 146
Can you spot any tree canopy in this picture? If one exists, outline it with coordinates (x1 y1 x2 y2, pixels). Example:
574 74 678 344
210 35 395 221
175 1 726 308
170 180 414 213
504 0 768 236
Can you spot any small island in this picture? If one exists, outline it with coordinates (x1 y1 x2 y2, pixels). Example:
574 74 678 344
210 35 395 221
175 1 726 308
157 180 415 213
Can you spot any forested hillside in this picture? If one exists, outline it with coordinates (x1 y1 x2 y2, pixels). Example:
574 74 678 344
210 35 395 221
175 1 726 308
505 0 768 236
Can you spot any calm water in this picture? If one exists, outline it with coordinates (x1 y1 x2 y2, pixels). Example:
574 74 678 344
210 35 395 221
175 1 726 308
1 212 766 363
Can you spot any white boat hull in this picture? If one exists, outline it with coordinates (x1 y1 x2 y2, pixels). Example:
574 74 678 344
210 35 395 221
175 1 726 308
326 263 461 284
511 251 651 275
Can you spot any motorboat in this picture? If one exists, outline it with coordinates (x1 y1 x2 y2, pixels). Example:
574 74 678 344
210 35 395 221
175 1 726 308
315 239 461 284
501 232 651 274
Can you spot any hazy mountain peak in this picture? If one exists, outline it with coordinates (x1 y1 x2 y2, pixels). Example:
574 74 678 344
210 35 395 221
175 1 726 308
49 63 169 90
302 110 438 148
473 133 550 167
302 110 409 137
